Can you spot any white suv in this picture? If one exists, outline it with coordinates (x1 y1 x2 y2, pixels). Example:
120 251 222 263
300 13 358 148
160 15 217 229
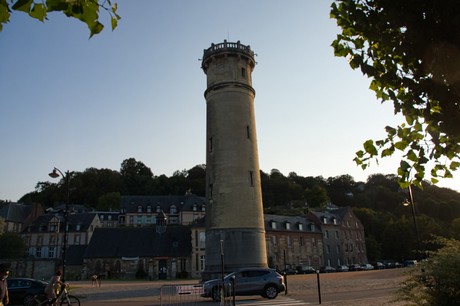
202 268 285 302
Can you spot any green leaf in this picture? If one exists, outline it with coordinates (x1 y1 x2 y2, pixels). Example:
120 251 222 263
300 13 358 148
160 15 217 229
349 53 362 69
394 141 408 151
111 15 117 31
398 160 411 175
450 161 460 171
385 126 397 137
29 3 46 22
381 148 394 157
363 140 378 156
407 150 417 162
353 156 363 165
46 0 68 12
398 181 411 189
444 169 453 178
369 80 379 91
12 0 32 13
0 1 11 25
89 21 103 37
354 37 365 49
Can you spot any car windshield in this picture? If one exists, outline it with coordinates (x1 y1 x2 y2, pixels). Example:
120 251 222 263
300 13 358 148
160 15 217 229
223 272 237 280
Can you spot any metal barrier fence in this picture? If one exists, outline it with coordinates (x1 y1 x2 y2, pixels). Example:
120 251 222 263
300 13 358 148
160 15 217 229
160 283 234 306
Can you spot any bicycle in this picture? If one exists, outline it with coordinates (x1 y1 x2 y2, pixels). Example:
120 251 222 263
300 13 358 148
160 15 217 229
31 283 80 306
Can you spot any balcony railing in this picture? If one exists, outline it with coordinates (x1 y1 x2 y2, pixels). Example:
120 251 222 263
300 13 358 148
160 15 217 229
203 40 254 59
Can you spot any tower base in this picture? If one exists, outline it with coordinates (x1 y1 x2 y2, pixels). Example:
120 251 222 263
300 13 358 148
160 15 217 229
202 228 267 281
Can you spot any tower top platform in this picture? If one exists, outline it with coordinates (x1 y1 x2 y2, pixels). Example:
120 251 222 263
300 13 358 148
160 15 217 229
202 40 255 70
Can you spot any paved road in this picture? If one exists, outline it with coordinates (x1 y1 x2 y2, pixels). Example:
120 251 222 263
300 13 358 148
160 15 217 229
70 269 407 305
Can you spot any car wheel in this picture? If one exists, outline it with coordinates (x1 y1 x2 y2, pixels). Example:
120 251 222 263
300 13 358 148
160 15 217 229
212 287 221 302
23 294 35 306
264 285 278 299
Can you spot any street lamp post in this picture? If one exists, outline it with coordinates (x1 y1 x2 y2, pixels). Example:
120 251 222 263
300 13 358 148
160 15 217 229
403 185 423 260
49 167 71 281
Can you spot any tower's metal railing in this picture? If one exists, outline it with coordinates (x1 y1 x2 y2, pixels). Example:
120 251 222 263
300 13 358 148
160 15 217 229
203 40 254 60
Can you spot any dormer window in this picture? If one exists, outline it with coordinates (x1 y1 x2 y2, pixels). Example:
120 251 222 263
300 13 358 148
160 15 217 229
322 217 327 224
156 205 161 213
310 224 315 231
271 221 277 229
285 222 290 230
137 205 142 213
76 224 81 231
202 205 206 212
298 223 303 231
170 205 177 214
100 215 105 221
108 215 112 221
333 218 337 225
193 204 197 212
147 206 152 213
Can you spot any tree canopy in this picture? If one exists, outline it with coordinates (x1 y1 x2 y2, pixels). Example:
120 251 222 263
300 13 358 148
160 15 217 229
8 158 460 261
0 0 120 37
331 0 460 189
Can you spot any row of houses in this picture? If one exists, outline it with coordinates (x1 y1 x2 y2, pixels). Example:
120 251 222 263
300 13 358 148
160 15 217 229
0 194 367 280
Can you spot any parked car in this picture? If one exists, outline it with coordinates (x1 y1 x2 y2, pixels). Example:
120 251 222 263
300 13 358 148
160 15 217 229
202 268 285 302
403 260 418 267
381 260 395 269
361 263 374 270
320 266 336 273
336 265 349 272
281 268 297 275
348 264 363 271
6 278 47 306
371 261 385 270
296 265 316 274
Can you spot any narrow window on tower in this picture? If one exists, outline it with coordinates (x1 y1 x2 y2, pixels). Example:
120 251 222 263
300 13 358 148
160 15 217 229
208 137 213 152
249 171 254 187
241 67 246 78
208 183 213 200
246 125 250 139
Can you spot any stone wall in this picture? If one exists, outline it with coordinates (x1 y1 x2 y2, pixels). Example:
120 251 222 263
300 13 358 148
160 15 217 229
2 259 58 281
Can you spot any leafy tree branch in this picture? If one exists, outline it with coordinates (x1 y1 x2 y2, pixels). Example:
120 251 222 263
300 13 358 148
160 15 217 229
331 0 460 188
0 0 120 37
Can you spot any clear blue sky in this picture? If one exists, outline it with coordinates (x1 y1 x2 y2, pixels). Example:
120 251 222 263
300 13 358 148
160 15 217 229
1 1 458 201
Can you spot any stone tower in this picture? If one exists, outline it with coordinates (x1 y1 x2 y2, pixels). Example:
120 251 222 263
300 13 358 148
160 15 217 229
201 40 267 278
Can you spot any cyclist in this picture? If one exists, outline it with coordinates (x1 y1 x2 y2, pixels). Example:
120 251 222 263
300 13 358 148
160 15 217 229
45 270 63 306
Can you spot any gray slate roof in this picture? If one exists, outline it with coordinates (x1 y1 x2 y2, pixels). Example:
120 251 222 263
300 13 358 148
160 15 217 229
121 194 206 213
311 211 342 226
264 214 322 233
0 202 32 222
26 213 99 233
83 226 192 259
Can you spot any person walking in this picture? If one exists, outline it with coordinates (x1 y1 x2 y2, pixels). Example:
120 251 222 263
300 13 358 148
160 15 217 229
0 264 9 306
